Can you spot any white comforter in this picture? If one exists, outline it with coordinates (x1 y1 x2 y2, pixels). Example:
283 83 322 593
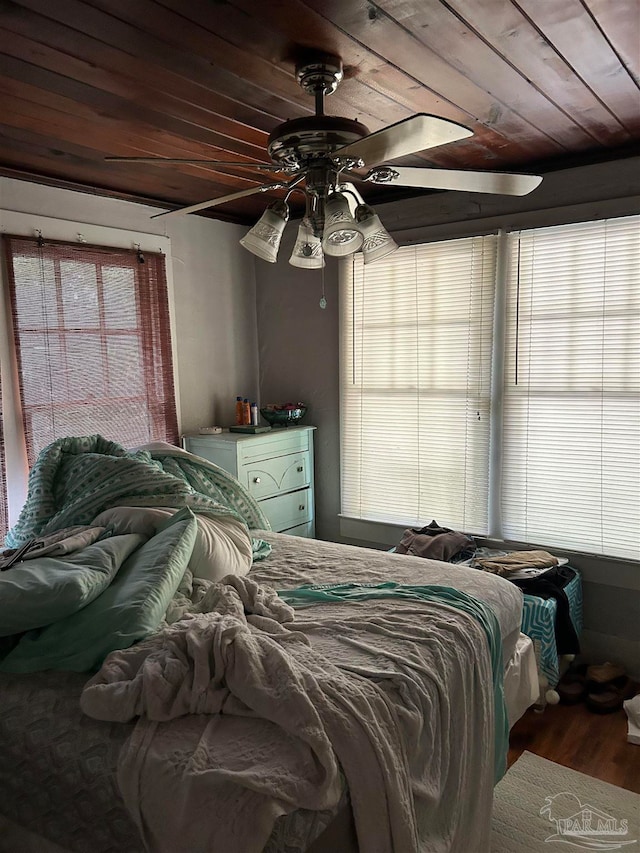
82 574 496 853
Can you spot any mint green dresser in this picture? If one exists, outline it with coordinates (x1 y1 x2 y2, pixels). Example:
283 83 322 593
182 426 315 537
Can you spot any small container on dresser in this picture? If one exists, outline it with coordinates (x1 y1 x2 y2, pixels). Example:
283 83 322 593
182 425 316 537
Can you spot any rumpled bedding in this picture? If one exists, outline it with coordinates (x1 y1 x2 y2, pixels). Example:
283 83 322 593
0 437 516 853
81 574 501 853
5 435 270 560
0 435 264 673
92 505 253 582
1 524 106 561
0 508 199 673
0 527 518 853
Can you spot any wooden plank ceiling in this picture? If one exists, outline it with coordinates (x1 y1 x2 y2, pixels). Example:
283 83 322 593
0 0 638 224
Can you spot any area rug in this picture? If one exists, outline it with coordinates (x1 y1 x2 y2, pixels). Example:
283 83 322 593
492 751 639 851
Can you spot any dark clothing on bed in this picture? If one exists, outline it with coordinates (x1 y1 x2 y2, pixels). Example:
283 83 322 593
395 521 475 563
510 566 580 656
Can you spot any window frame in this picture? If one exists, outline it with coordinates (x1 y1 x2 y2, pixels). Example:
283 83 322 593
0 210 179 530
339 236 498 536
338 216 640 565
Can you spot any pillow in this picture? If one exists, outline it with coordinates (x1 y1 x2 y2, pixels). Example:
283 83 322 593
187 513 252 581
0 533 144 637
0 507 197 673
92 506 252 582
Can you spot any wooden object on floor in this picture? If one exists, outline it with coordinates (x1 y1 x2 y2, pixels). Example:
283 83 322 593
509 699 640 794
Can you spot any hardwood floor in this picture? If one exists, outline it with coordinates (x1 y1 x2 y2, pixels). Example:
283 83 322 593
508 700 640 794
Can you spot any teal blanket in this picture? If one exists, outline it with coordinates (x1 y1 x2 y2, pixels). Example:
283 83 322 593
278 581 508 783
6 435 271 560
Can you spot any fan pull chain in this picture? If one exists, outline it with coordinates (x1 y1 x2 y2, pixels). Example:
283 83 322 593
319 263 327 309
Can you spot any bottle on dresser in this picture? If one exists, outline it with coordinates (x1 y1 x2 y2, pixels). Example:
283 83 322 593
235 396 244 425
242 398 251 425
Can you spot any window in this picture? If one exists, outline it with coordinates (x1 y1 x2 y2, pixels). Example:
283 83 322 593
2 235 178 469
340 215 640 561
341 236 496 534
502 218 640 560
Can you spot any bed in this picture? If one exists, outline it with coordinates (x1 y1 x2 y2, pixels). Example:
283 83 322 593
0 439 537 853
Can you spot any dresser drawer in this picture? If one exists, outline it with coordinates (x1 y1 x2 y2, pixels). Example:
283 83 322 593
242 452 310 500
236 430 310 465
260 488 312 532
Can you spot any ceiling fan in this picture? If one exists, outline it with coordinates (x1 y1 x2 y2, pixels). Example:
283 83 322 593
107 52 542 267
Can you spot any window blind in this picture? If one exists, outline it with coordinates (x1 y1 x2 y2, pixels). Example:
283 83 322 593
2 235 178 465
341 237 496 534
502 216 640 560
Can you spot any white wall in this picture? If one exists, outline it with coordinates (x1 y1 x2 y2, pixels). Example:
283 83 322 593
0 177 259 433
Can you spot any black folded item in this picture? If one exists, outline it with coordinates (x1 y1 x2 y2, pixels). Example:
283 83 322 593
0 539 36 570
395 520 475 563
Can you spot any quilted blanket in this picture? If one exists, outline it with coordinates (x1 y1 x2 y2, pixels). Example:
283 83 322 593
5 436 270 559
82 575 502 853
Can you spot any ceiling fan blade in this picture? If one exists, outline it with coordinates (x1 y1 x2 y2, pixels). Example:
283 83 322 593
334 114 472 167
106 156 280 171
150 183 287 219
361 166 542 196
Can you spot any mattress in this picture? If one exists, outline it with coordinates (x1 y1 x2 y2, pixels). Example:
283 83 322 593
0 531 523 853
502 633 539 726
251 532 523 663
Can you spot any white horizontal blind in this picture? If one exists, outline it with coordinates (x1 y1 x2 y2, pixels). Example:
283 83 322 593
502 216 640 560
341 237 496 533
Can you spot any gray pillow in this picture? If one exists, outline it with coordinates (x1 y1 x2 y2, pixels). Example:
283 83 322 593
1 507 197 673
0 534 145 637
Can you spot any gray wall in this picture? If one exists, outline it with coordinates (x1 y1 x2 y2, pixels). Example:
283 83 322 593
255 225 341 542
255 155 640 676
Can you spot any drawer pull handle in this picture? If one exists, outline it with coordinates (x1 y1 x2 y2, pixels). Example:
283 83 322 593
254 477 261 484
299 504 305 511
297 466 303 472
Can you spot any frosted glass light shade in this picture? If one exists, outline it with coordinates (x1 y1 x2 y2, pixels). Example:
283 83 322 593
355 204 399 265
289 220 325 268
240 201 289 263
322 192 363 257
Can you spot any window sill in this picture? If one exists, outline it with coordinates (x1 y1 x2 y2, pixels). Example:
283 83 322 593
338 515 640 591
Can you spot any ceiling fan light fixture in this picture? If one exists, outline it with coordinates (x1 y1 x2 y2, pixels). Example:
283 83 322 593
289 219 325 268
239 200 289 263
355 204 399 265
321 192 364 257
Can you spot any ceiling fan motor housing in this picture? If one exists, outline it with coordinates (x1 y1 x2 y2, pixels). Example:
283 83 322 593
267 116 370 171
